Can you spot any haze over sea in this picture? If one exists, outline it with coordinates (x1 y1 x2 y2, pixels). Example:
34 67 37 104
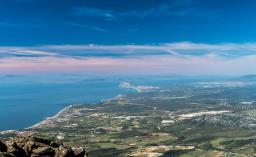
0 74 135 131
0 73 227 131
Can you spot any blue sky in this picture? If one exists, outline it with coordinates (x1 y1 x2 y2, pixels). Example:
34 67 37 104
1 0 256 75
1 0 256 45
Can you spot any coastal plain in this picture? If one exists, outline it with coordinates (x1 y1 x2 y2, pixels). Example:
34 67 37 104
3 77 256 157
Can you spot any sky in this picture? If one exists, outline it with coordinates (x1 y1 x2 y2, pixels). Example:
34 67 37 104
1 0 256 75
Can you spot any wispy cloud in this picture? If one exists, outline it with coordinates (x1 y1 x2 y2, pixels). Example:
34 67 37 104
2 42 256 58
72 5 181 19
1 42 256 75
37 42 256 58
61 21 108 32
0 47 57 58
1 54 256 75
71 2 219 20
72 7 115 18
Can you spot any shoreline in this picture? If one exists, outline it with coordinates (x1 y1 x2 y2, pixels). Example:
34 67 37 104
0 103 91 135
26 104 74 129
0 105 74 134
0 92 127 134
26 94 126 130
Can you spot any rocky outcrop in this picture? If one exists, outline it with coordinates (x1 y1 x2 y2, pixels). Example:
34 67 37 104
0 136 87 157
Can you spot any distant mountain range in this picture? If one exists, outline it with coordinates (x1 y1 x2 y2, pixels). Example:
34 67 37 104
233 75 256 81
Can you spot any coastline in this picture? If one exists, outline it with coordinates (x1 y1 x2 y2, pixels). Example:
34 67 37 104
1 103 91 135
0 89 129 134
25 94 126 130
26 104 74 129
0 105 74 134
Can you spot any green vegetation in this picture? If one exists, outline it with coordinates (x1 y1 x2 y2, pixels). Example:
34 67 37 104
7 81 256 157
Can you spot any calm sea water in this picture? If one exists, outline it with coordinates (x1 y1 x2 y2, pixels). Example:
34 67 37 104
0 75 132 130
0 74 214 131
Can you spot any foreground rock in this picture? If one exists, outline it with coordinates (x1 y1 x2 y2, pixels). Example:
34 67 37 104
0 136 87 157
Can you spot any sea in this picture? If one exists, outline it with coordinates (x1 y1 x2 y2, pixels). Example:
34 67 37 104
0 74 216 131
0 74 134 131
